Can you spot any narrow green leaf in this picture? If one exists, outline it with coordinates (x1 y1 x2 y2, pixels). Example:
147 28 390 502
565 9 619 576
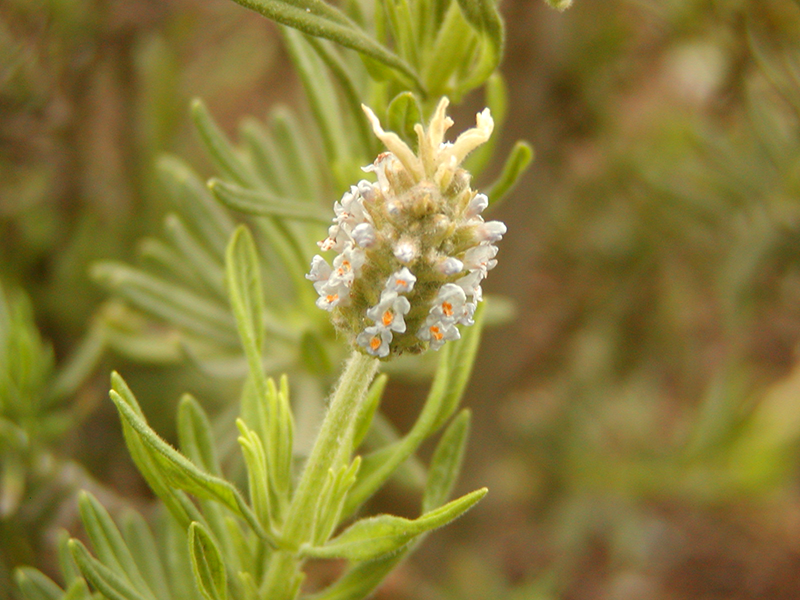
282 28 351 173
386 92 423 151
228 0 422 90
225 226 267 396
352 373 388 451
178 394 222 476
158 155 235 259
164 213 227 298
422 409 471 512
91 262 239 347
484 141 534 209
69 539 150 600
269 106 327 200
429 301 486 432
191 99 258 188
14 568 63 600
189 522 228 600
62 579 92 600
109 377 267 541
302 38 375 156
454 0 504 67
120 511 170 598
239 117 295 195
78 492 155 600
303 488 487 560
209 179 329 222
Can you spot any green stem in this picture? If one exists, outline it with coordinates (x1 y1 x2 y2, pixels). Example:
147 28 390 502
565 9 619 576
263 350 379 599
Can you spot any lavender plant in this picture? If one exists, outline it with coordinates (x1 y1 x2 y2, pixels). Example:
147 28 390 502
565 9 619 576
11 0 575 598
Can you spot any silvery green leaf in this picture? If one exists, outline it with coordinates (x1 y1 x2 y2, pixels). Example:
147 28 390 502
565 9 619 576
386 92 423 151
282 28 351 174
303 488 486 560
163 214 226 298
56 529 82 586
120 511 170 598
429 301 486 432
352 373 387 451
191 99 258 188
14 568 63 600
302 37 374 154
178 395 222 476
225 226 267 388
484 141 534 209
453 0 504 91
209 179 328 222
91 263 239 347
239 118 295 196
157 156 234 258
69 539 150 600
269 106 328 200
189 522 228 600
62 579 92 600
77 492 156 600
109 375 267 541
300 330 334 376
423 409 471 512
228 0 420 89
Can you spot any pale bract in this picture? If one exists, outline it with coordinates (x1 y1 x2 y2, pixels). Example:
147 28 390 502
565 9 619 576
307 97 506 358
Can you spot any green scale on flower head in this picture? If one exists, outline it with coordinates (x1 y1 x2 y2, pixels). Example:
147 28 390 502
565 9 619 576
307 97 506 358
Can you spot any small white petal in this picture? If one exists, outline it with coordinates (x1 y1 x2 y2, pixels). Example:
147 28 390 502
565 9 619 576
385 267 416 293
477 221 507 243
351 223 377 248
437 257 464 276
465 193 489 218
357 325 392 357
393 241 417 264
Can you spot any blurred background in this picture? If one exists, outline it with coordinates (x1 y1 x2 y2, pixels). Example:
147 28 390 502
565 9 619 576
5 0 800 598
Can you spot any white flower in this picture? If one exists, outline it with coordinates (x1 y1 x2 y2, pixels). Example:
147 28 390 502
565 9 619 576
393 240 417 264
465 193 488 218
463 244 498 275
430 283 467 323
357 326 393 357
476 221 507 243
417 317 461 351
385 268 416 293
315 287 344 311
456 271 484 302
331 245 365 286
366 292 411 333
460 302 477 326
351 223 377 248
306 255 332 292
437 257 464 276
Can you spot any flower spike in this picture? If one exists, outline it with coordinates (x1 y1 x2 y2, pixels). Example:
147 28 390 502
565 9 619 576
308 97 505 358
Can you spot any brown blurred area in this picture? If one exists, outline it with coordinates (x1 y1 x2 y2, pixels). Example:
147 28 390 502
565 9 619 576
6 0 800 598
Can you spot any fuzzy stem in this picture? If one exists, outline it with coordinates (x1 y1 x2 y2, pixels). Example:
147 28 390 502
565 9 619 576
263 350 379 599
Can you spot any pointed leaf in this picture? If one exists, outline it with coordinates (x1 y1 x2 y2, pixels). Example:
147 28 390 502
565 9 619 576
178 394 222 476
69 539 150 600
228 0 421 89
14 568 63 600
189 522 228 600
484 141 534 209
191 99 258 188
109 376 267 541
423 409 471 512
303 488 487 560
209 179 328 221
77 492 155 599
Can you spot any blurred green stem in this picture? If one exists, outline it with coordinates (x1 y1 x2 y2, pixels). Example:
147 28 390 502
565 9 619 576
264 350 379 598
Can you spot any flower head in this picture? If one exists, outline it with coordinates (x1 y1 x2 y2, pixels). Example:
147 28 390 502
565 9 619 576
307 97 505 358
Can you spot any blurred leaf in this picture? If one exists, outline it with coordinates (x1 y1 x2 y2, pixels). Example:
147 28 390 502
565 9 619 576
484 141 533 209
69 539 150 600
303 488 486 560
386 91 423 151
209 179 328 222
188 522 228 600
14 568 63 600
422 409 471 512
228 0 421 89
